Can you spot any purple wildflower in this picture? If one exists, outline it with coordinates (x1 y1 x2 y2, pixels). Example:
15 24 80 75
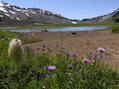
82 59 91 65
43 45 45 48
98 55 103 58
93 54 98 60
98 47 106 53
49 49 52 52
65 52 70 57
88 55 92 60
72 59 77 61
45 73 52 77
47 66 56 70
47 48 52 52
88 53 93 60
25 46 30 52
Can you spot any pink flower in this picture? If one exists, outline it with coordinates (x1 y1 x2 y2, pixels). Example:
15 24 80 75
47 66 56 70
82 59 90 65
98 47 106 53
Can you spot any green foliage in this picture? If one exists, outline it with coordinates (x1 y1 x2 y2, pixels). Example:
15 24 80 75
114 18 119 23
1 45 119 89
0 30 119 89
21 37 42 44
0 30 41 65
112 25 119 33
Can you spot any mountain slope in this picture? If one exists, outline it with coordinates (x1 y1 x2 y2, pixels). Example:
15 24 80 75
80 8 119 24
0 1 73 25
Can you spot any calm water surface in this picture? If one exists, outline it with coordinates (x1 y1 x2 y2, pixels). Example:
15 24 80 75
3 26 107 33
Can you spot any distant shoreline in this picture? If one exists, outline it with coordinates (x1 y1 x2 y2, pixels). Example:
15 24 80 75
1 26 108 33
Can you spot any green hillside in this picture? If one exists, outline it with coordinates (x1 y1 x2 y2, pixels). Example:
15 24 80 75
80 8 119 24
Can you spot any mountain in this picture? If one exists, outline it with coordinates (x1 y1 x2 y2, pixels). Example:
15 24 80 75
0 1 74 25
80 8 119 24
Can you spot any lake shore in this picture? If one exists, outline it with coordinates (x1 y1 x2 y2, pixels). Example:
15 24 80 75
22 30 119 71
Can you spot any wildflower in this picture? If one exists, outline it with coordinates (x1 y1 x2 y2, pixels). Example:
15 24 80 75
45 73 52 77
72 59 77 61
42 45 45 48
88 55 92 60
32 34 34 36
98 55 103 58
24 46 30 52
88 53 93 60
49 49 52 52
93 54 99 60
65 52 70 57
47 66 56 70
98 47 106 53
8 38 23 67
82 59 90 65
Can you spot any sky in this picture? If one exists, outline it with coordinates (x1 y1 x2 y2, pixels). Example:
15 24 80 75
1 0 119 20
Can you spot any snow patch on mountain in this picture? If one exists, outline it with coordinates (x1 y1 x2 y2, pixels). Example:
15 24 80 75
13 7 21 12
25 13 31 18
16 17 21 20
0 1 4 6
9 10 16 14
0 7 7 13
0 15 3 17
4 13 13 19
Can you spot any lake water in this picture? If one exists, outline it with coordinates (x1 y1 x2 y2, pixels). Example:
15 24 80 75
2 26 108 33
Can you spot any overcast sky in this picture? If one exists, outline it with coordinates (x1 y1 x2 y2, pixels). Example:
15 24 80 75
2 0 119 20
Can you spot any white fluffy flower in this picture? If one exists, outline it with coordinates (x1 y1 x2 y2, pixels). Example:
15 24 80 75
8 38 23 66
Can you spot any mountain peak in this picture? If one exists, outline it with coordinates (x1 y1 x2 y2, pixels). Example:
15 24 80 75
0 1 5 6
0 1 73 25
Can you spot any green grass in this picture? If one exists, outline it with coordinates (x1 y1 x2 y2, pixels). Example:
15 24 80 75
0 30 41 44
0 30 119 89
94 23 119 31
111 25 119 33
0 30 41 64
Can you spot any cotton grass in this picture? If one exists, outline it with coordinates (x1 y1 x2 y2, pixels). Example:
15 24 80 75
8 38 23 67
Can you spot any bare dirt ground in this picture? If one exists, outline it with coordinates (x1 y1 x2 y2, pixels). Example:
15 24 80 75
22 31 119 71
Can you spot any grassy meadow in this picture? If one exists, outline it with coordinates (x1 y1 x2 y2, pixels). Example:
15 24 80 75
0 25 119 89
